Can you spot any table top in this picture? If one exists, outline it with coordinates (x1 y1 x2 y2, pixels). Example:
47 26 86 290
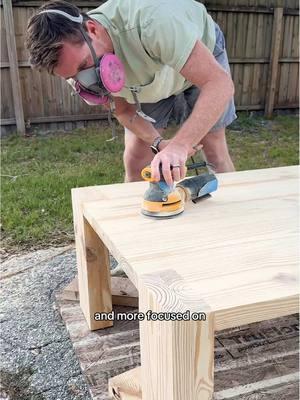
82 166 299 329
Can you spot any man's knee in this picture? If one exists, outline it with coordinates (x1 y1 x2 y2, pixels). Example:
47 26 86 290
123 149 145 170
204 150 227 170
201 130 235 173
123 147 154 182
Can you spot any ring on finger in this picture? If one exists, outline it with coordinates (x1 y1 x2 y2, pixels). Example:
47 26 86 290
172 165 180 168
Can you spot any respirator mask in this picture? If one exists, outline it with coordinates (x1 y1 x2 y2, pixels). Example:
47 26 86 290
73 53 125 105
38 9 155 123
38 9 125 105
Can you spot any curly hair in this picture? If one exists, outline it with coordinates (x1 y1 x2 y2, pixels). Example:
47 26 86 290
26 0 91 73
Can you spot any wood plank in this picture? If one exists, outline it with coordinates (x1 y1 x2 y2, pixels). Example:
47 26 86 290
276 17 291 108
228 12 238 101
286 17 299 104
278 16 292 104
61 276 138 307
43 71 53 119
13 6 24 60
0 8 9 62
0 70 14 120
236 12 246 105
242 11 254 107
139 271 215 400
251 13 264 105
71 186 114 331
225 11 234 58
291 14 299 59
286 64 298 105
83 217 113 330
2 0 25 134
265 8 284 117
18 65 31 119
290 16 299 104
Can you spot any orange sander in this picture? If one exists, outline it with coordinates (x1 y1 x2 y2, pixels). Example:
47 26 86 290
141 162 218 218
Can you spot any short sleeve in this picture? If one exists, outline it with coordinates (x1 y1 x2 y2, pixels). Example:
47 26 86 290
141 12 199 72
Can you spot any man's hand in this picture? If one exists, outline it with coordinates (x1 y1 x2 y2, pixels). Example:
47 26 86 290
151 141 201 185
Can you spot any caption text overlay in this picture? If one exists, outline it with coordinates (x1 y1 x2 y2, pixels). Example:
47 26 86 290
94 310 207 322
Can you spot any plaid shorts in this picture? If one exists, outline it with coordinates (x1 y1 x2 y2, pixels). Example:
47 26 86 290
140 22 237 132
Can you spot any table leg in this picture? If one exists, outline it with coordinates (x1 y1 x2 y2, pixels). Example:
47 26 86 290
139 271 215 400
72 188 113 330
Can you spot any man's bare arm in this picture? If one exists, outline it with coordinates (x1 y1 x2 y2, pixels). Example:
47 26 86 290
151 40 234 184
173 39 234 149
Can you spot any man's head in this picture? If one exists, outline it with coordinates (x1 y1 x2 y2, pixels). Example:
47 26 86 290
26 0 109 78
26 1 124 104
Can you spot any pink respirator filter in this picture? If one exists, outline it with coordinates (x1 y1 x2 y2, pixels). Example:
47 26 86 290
100 53 125 93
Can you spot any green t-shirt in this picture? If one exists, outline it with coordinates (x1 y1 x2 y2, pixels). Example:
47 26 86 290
88 0 216 104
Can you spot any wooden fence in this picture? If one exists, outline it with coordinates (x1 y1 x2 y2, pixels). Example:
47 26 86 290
0 0 299 135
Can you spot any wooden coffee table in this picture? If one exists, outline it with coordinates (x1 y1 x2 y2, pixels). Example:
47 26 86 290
71 166 299 400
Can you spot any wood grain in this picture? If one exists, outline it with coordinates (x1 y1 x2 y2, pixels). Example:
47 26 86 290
71 186 113 330
61 275 138 307
139 271 215 400
265 8 284 116
109 367 141 400
83 167 299 323
2 0 25 134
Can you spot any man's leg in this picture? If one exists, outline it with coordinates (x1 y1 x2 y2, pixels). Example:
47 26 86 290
200 128 235 173
123 127 164 182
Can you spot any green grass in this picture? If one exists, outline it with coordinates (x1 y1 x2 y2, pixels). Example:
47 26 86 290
1 113 299 254
1 127 125 253
227 114 299 170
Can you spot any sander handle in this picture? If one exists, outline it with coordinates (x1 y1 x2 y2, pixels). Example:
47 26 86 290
176 174 218 202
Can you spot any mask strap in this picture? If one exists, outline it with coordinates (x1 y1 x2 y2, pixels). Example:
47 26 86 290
130 88 156 123
37 9 83 23
37 9 98 66
78 27 99 67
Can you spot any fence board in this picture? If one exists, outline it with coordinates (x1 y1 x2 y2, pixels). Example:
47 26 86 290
1 70 14 118
0 9 8 62
291 15 299 58
2 0 25 134
265 8 284 117
253 13 265 106
236 12 246 105
287 64 299 105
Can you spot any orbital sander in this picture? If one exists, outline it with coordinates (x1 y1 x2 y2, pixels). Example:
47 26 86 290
141 162 218 218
